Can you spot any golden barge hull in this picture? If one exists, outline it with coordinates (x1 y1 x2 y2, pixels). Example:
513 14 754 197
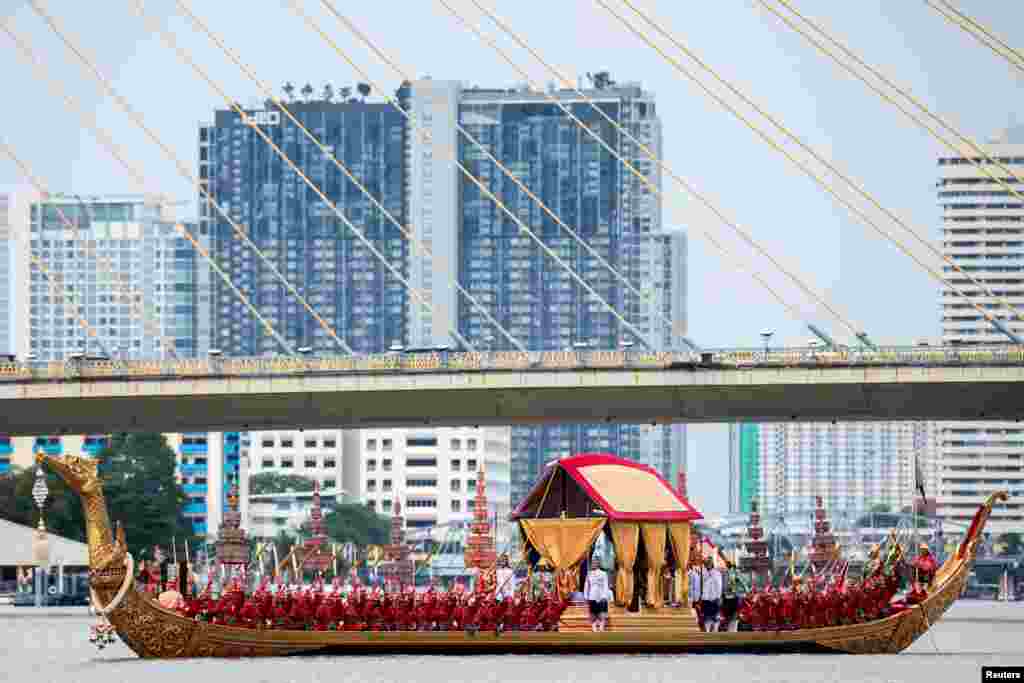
37 453 1000 658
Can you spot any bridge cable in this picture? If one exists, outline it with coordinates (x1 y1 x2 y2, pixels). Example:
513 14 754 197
0 140 112 359
1 146 177 358
294 0 657 352
23 1 350 356
448 0 862 349
172 0 525 354
128 0 477 354
758 0 1024 323
924 0 1024 77
2 9 295 356
597 0 1021 343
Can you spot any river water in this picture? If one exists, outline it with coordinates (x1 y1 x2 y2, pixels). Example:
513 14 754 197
3 602 1023 683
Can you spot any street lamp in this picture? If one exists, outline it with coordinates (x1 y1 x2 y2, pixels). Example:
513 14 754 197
31 465 50 607
760 331 774 355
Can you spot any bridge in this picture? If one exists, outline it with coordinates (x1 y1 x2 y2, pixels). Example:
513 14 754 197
1 346 1022 435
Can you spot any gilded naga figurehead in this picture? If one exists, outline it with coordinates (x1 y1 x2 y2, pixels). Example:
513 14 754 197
35 452 102 496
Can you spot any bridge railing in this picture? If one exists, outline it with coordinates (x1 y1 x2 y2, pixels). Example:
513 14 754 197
1 344 1023 382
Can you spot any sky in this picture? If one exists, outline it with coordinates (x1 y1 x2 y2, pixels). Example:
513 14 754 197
1 0 1022 515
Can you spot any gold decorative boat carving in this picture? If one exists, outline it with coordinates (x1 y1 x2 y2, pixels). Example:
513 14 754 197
39 452 1005 657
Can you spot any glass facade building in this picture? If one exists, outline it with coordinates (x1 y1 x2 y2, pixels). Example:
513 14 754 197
404 81 685 503
199 102 409 355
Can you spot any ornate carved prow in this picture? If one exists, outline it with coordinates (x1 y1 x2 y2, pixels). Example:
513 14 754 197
35 452 117 572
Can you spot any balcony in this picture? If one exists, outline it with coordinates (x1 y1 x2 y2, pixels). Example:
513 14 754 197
183 484 208 496
191 522 207 536
179 463 207 477
183 502 206 515
180 443 208 456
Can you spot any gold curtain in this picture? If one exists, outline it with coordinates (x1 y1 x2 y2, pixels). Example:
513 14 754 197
609 522 640 607
640 523 667 607
667 522 691 606
519 519 606 599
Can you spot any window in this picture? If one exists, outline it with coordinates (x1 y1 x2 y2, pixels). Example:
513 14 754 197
367 459 377 472
406 478 437 488
383 479 393 492
451 459 461 471
367 439 377 451
261 459 274 469
467 459 477 471
468 499 476 510
451 480 461 492
324 458 336 469
305 439 317 449
382 439 393 451
451 500 461 512
467 439 478 451
281 438 294 448
304 459 317 469
383 500 392 511
324 438 336 449
367 500 376 511
324 479 336 489
450 439 461 451
468 479 476 490
367 479 377 491
406 458 437 468
280 459 293 468
407 436 438 447
261 439 274 448
383 459 393 471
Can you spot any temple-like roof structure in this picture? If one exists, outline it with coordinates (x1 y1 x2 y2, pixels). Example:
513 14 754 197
510 453 702 522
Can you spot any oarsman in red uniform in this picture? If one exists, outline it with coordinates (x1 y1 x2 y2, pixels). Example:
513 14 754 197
379 592 396 631
434 591 452 631
415 590 434 631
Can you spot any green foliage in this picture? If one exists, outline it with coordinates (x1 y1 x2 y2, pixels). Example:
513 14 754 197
323 503 391 547
869 503 892 513
97 433 195 559
0 467 87 542
249 471 316 495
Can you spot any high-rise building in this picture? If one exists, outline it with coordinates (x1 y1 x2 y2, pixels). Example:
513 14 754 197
728 423 760 514
24 194 201 360
750 422 936 518
0 186 34 361
403 80 685 502
199 100 409 356
937 127 1024 534
245 429 345 493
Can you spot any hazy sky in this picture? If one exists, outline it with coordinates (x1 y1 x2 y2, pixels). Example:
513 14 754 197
2 1 1021 515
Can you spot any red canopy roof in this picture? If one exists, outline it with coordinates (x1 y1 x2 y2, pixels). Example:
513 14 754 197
511 453 703 522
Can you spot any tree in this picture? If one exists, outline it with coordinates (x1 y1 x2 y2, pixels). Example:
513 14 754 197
339 86 352 101
323 503 391 547
300 83 315 101
97 433 194 558
321 84 335 102
357 82 371 101
282 81 296 101
869 503 892 513
249 472 316 495
0 466 86 543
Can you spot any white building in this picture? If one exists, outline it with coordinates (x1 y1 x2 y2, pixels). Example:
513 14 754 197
754 421 939 518
937 127 1024 533
244 430 345 493
0 186 36 359
341 427 512 533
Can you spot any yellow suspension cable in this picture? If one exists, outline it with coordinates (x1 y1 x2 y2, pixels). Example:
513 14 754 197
174 0 524 353
28 0 345 355
760 0 1024 320
601 0 1011 332
2 146 177 357
926 0 1024 76
131 0 477 354
4 9 292 355
303 0 656 351
457 0 855 338
0 140 109 357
